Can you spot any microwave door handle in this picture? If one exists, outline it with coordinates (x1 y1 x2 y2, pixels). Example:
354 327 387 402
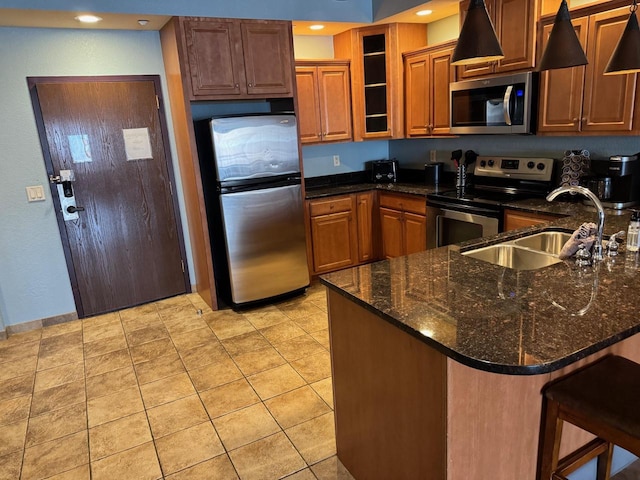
503 85 513 126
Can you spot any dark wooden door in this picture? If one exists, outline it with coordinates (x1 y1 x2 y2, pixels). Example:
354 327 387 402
30 77 188 317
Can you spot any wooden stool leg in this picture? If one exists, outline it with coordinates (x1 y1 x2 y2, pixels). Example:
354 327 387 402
538 399 564 480
595 442 614 480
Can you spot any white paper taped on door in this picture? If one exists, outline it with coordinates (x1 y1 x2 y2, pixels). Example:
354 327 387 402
68 134 92 163
122 127 153 161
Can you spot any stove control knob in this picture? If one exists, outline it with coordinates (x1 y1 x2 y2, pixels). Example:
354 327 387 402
537 163 545 171
488 159 494 167
480 160 486 167
527 161 535 169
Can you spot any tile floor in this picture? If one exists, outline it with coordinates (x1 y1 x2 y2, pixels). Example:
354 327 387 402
0 283 356 480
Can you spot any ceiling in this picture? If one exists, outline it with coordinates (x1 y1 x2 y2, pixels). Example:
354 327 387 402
0 1 460 35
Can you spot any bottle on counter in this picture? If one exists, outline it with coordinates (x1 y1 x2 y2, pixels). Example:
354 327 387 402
626 209 640 252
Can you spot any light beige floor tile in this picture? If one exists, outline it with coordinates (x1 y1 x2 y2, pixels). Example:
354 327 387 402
90 441 162 480
155 422 224 475
81 312 119 329
200 379 260 419
156 295 193 311
87 385 144 428
119 303 159 323
179 341 228 371
274 334 326 363
39 331 83 353
140 372 196 408
37 344 84 371
26 403 86 447
228 432 306 480
247 364 306 400
83 334 127 359
286 412 336 465
189 356 243 392
129 337 176 364
311 455 355 480
31 379 85 417
293 311 329 334
47 463 90 480
283 468 317 480
84 348 132 378
207 316 256 341
125 324 170 347
278 298 324 321
134 351 186 385
221 331 270 357
0 450 23 480
165 454 239 479
0 418 27 457
241 306 290 329
162 315 208 336
260 321 306 345
34 361 84 392
4 329 42 345
170 326 218 352
21 430 89 480
265 386 331 429
310 329 331 350
147 394 209 439
0 373 34 402
213 403 281 451
82 319 124 344
0 340 39 364
310 377 334 409
121 311 163 333
0 356 37 382
0 395 31 426
89 411 152 461
41 320 82 340
291 351 332 383
231 346 287 377
85 365 137 400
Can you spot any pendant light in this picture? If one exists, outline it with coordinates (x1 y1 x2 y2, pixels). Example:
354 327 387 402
604 0 640 75
451 0 504 66
538 0 588 71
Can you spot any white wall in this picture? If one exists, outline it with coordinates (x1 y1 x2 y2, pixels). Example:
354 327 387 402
428 14 459 45
0 27 189 327
293 35 334 59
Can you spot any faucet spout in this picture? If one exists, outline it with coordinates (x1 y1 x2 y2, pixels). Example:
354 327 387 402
546 185 605 261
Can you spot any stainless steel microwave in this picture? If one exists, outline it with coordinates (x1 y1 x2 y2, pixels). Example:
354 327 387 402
449 72 537 134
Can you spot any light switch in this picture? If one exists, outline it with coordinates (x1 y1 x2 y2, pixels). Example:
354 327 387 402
26 185 45 202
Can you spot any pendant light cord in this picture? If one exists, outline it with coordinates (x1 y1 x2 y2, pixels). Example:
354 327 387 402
632 0 638 14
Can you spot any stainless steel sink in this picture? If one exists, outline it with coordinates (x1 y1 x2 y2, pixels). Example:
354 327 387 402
512 231 571 255
462 244 563 270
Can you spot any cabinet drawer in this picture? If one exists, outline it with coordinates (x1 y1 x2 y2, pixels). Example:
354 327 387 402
309 196 353 216
379 193 426 215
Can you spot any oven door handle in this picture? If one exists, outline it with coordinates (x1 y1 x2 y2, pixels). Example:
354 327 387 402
426 199 501 217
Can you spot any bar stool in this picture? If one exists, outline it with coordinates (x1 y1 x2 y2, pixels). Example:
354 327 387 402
537 355 640 480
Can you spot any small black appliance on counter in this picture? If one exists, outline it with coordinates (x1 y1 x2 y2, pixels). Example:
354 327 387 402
369 159 398 183
581 154 640 209
425 162 444 186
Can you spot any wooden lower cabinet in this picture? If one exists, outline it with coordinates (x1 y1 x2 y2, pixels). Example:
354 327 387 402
355 191 376 263
504 209 562 231
379 192 427 258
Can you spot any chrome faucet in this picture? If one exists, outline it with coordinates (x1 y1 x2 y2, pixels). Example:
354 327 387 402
546 185 605 261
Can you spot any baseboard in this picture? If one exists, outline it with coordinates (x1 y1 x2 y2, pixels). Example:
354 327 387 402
0 330 6 341
5 311 78 337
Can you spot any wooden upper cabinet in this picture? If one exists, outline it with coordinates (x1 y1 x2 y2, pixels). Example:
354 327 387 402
295 60 352 144
181 17 294 100
538 6 639 135
457 0 537 78
404 41 456 137
334 23 427 141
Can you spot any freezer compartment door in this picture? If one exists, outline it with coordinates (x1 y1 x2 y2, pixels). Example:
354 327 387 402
219 183 309 304
211 115 300 182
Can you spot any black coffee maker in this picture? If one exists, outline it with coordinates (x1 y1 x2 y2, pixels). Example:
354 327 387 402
585 154 640 209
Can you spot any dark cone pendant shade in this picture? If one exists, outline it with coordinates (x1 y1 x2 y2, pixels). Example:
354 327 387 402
451 0 504 66
604 6 640 75
538 0 588 70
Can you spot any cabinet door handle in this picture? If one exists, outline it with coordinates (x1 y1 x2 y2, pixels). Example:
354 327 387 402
235 83 239 88
572 118 578 122
248 82 253 88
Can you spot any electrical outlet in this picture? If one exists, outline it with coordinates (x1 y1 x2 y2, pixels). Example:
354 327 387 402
430 150 437 163
333 155 341 167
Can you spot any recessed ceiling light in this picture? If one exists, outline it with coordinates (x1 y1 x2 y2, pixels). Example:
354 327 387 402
309 24 325 31
416 9 433 16
74 14 103 23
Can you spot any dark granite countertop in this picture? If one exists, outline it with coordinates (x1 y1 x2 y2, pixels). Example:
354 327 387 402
305 181 441 199
321 208 640 376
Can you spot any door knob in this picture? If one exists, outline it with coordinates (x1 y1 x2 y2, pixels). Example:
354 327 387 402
66 206 85 214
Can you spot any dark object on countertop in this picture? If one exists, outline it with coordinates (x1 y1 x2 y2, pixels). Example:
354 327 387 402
369 159 398 183
464 150 479 165
425 162 444 186
451 149 462 168
537 355 640 480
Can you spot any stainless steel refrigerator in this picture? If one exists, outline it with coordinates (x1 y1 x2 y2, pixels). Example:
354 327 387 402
197 114 310 307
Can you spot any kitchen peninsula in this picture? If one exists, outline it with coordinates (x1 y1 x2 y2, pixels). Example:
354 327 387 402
321 211 640 480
